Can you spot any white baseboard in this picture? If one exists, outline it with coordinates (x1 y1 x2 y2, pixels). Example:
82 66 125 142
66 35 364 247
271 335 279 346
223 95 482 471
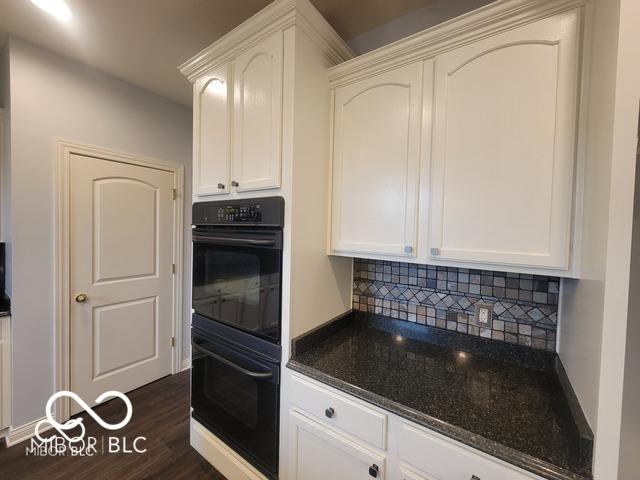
6 416 51 447
190 418 267 480
181 357 191 371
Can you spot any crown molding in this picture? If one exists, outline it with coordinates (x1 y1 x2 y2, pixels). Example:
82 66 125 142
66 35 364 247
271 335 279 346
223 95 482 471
179 0 353 82
294 0 354 65
328 0 590 87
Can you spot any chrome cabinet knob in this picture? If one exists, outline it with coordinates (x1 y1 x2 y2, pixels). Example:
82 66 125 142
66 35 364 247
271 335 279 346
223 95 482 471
231 181 239 187
75 293 88 303
471 476 481 480
369 464 379 478
217 183 225 189
325 407 335 419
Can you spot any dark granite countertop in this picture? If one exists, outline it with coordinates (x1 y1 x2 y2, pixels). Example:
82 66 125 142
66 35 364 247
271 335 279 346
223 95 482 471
287 310 593 480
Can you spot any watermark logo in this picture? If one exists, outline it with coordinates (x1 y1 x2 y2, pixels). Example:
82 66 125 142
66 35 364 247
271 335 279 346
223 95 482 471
26 390 146 457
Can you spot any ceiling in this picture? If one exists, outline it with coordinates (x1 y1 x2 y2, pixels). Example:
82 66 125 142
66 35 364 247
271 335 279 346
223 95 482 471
0 0 436 107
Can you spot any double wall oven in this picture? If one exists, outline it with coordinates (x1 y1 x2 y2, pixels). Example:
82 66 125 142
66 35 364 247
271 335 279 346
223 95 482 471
191 197 284 480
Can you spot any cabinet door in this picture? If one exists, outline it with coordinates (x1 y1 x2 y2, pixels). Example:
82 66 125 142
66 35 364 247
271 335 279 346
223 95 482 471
193 64 231 197
232 32 283 192
289 409 385 480
400 465 435 480
331 62 423 257
429 10 580 269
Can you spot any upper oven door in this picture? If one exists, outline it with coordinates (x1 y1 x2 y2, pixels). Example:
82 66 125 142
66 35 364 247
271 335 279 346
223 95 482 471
192 228 282 344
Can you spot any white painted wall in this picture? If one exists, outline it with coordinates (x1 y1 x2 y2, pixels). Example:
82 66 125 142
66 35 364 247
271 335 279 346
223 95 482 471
558 0 640 476
591 0 640 476
618 151 640 480
5 37 192 428
557 0 620 430
347 0 494 55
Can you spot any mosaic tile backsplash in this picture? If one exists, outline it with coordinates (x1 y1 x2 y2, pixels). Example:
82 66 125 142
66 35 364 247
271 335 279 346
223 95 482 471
352 259 559 351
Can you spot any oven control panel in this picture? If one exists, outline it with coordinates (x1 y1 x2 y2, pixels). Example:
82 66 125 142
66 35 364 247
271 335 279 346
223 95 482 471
216 204 261 222
193 196 284 228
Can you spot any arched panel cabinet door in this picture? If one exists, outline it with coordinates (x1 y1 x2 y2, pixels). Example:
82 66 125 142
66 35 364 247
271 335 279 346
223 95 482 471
193 64 232 198
429 9 582 270
232 31 283 193
331 62 423 257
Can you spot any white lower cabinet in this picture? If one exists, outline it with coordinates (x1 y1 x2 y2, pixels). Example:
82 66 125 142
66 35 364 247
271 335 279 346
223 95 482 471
290 374 387 450
400 465 435 480
399 423 537 480
288 373 544 480
289 409 386 480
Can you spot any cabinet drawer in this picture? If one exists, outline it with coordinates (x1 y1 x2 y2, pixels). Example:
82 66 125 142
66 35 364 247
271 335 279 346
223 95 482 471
291 375 387 450
399 423 541 480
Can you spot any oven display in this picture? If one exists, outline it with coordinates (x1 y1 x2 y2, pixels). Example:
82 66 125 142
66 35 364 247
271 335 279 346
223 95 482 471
216 204 261 222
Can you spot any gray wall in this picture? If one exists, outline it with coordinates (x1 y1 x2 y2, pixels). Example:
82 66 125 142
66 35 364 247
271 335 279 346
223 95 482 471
5 38 192 428
347 0 495 55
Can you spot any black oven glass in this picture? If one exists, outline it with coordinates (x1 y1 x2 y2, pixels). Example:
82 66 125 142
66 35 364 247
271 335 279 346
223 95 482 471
191 329 279 479
192 239 281 343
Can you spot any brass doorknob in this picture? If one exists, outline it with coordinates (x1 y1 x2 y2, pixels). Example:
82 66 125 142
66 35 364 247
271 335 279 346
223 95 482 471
75 293 88 303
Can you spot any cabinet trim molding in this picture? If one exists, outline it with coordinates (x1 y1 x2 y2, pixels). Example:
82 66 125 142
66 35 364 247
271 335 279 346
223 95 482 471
328 0 589 88
179 0 353 82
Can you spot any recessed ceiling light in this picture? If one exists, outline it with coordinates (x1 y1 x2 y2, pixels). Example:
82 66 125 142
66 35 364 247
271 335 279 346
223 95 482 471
31 0 72 22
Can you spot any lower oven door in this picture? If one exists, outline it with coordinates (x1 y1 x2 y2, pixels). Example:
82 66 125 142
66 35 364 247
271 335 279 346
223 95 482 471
191 328 280 479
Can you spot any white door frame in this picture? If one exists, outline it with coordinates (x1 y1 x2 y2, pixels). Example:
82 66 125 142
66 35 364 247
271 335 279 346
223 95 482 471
54 139 185 423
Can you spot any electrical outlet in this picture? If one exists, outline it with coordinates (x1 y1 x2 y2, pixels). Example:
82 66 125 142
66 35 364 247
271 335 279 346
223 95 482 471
473 303 493 328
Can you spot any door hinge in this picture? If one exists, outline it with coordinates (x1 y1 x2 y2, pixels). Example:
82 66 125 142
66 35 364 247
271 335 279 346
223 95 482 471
172 263 176 274
171 188 178 200
171 337 175 348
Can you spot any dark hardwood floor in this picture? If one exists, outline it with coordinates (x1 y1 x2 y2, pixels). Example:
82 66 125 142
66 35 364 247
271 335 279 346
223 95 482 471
0 371 226 479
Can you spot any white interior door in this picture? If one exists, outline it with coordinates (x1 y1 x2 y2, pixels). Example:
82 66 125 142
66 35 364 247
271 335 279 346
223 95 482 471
70 153 175 412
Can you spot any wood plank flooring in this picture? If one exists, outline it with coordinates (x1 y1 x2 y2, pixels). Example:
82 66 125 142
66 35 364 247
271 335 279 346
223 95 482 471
0 371 226 480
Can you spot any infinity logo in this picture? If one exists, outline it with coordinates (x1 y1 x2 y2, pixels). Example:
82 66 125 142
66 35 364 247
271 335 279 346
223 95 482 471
34 391 133 444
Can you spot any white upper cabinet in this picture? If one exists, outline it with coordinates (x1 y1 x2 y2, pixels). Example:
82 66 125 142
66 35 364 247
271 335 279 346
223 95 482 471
193 65 232 198
428 10 581 270
330 62 423 257
233 31 284 192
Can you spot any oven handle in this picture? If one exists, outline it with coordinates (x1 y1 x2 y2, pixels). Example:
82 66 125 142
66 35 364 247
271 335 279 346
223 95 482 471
192 341 274 379
192 235 276 248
